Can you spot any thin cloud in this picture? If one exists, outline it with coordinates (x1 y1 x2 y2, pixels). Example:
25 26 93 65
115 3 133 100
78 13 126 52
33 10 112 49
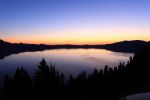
0 32 3 34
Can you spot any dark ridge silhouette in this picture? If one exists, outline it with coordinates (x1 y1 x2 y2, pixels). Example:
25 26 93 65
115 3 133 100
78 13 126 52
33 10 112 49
0 46 150 100
0 40 51 59
0 39 149 59
0 40 11 45
103 40 149 53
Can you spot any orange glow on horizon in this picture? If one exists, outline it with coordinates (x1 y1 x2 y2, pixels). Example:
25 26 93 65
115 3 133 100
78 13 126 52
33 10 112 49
3 35 150 45
2 28 150 45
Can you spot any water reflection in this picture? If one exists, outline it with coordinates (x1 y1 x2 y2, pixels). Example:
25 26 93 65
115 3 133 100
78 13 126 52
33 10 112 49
0 49 133 77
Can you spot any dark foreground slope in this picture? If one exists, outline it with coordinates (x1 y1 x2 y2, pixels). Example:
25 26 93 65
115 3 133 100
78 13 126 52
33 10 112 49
0 46 150 100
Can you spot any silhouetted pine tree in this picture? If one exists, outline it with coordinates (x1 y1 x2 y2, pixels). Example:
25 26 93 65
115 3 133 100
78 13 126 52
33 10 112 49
33 59 61 100
13 67 32 100
33 59 51 100
3 67 32 100
3 75 12 100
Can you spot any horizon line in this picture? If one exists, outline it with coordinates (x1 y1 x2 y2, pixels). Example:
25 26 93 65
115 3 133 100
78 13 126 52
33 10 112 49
0 39 148 45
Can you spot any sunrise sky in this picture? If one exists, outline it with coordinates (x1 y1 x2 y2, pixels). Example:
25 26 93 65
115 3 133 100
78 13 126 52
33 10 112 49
0 0 150 44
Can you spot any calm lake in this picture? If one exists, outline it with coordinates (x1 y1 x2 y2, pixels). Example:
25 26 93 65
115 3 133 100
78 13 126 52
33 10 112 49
0 49 133 77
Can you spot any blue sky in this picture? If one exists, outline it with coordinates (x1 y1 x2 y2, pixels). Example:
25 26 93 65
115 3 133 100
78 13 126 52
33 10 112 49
0 0 150 44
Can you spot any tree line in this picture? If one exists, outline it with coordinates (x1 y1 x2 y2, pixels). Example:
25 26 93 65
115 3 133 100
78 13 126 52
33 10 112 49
0 46 150 100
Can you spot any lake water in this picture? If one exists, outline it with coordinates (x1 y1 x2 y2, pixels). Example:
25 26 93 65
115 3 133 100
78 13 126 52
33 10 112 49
0 49 133 77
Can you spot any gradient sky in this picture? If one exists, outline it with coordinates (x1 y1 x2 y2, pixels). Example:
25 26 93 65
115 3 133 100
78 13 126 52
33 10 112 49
0 0 150 44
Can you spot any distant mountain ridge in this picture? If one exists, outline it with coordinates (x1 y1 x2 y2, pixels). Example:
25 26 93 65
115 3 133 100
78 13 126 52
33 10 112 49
103 40 150 53
0 39 150 59
0 39 12 45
